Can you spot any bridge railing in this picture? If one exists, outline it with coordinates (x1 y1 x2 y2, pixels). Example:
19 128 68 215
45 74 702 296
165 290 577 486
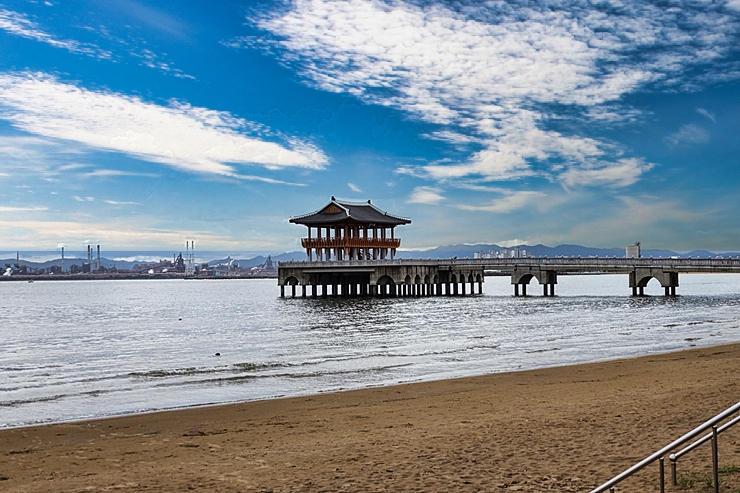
589 400 740 493
278 257 739 269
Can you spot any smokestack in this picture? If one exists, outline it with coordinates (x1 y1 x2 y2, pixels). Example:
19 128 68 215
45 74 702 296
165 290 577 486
97 245 100 271
61 247 65 273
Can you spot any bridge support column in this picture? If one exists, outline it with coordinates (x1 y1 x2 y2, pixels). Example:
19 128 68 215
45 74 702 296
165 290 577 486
291 284 296 298
302 285 306 297
514 284 519 297
280 285 285 298
630 268 678 297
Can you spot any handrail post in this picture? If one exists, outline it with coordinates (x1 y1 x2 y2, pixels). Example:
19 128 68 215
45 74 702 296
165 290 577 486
670 455 677 486
712 425 719 493
659 456 665 493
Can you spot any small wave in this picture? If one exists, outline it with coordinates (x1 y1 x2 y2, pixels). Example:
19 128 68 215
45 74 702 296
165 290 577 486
129 362 286 379
144 363 416 389
0 394 66 407
525 348 561 354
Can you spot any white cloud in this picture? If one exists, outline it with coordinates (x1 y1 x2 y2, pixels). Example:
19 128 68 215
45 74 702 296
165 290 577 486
728 1 740 12
565 195 705 246
254 0 740 188
697 108 716 123
103 200 139 205
457 191 546 213
560 158 654 188
0 218 242 249
0 206 48 212
0 9 111 59
73 196 94 202
408 186 444 204
665 124 711 147
82 169 160 178
0 73 328 179
348 182 362 193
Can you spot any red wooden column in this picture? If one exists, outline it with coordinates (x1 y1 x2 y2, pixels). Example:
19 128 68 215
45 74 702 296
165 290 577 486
306 226 312 261
390 227 395 259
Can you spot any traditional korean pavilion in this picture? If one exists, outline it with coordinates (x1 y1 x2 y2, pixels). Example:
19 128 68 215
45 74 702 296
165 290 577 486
290 197 411 261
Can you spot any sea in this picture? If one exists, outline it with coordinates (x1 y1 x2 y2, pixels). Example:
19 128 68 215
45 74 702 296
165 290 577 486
1 274 739 428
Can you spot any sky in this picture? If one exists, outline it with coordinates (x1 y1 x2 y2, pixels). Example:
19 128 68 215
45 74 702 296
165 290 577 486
2 0 740 253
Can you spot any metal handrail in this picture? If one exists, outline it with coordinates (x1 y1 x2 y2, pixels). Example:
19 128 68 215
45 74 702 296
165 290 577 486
669 413 740 485
589 400 740 493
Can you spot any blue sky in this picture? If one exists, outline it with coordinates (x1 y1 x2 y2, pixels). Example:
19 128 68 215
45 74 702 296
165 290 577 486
2 0 740 253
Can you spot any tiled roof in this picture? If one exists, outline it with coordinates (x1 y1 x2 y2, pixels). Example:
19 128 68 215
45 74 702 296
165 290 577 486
290 197 411 226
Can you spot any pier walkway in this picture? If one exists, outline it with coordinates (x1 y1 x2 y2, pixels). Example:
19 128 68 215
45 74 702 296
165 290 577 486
278 257 740 298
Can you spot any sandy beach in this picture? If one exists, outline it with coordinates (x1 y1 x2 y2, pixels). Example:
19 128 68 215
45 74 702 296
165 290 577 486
2 343 740 492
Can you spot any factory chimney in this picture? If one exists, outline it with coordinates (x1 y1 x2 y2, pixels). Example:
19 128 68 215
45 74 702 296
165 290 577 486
97 245 101 271
61 247 65 273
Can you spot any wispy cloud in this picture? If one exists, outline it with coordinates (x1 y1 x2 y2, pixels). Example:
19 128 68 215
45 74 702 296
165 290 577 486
408 186 444 204
82 169 160 178
0 9 111 59
457 191 546 213
103 200 139 205
561 158 654 188
254 0 740 189
0 218 241 249
697 108 716 123
73 196 95 202
0 206 48 212
347 182 362 193
665 124 711 147
0 73 328 180
565 196 705 246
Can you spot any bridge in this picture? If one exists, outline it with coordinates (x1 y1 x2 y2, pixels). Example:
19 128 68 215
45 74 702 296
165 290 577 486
277 257 740 298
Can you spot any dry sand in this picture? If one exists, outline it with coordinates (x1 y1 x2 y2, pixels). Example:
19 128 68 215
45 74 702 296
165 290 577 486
2 343 740 492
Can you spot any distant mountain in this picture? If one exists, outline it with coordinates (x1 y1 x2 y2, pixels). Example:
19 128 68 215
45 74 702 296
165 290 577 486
395 244 740 259
2 244 738 272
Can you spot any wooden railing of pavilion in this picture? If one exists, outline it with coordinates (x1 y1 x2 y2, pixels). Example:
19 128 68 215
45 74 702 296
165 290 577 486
301 237 401 249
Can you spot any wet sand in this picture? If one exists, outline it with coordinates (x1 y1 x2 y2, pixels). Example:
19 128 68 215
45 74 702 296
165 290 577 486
2 343 740 492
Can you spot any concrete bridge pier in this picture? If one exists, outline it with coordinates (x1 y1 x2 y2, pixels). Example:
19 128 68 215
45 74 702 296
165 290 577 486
629 268 679 297
512 268 557 297
278 262 483 299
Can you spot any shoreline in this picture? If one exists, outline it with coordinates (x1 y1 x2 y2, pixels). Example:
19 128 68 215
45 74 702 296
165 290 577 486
2 342 740 492
1 340 731 432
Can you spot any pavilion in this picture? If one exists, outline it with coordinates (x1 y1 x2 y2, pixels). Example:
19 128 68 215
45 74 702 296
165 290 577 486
290 197 411 261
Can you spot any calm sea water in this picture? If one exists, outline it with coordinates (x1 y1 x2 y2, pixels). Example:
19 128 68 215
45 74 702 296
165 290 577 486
1 274 739 428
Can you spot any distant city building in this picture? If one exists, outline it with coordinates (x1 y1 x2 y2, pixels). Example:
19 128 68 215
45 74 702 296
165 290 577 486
626 242 641 258
474 247 528 259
